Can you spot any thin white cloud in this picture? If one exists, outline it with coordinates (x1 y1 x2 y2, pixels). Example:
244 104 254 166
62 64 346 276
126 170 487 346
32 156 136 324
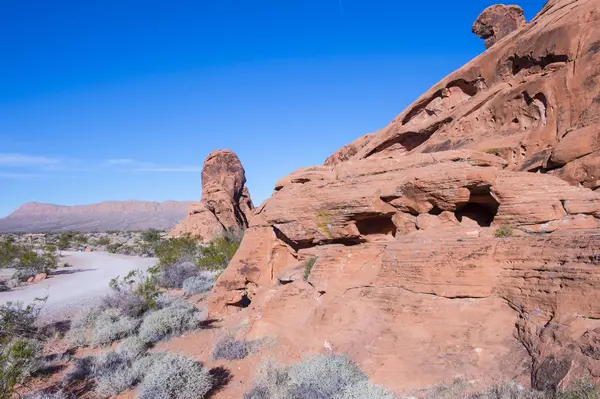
0 172 44 179
134 166 202 173
0 153 60 166
105 158 137 165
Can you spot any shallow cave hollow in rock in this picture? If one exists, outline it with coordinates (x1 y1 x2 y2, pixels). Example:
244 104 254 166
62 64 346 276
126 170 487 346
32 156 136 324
454 186 500 227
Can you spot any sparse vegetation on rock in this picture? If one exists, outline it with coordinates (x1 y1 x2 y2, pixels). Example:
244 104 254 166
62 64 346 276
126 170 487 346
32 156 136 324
494 224 513 238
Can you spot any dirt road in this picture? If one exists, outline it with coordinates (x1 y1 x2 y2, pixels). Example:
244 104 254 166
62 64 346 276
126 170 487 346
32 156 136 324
0 251 156 314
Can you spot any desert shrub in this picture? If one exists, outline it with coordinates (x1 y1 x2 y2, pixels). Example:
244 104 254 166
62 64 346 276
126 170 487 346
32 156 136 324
137 353 213 399
138 299 202 344
0 300 43 343
116 336 148 360
243 359 292 399
24 390 71 399
73 234 88 245
3 243 58 279
92 351 139 398
243 354 392 399
156 260 199 289
183 272 214 295
470 381 545 399
107 269 159 316
341 380 395 399
62 356 94 385
106 242 122 253
288 354 368 398
89 308 139 347
495 225 513 238
141 229 162 243
64 326 87 349
555 380 599 399
212 334 251 361
57 232 73 250
70 303 101 329
0 337 43 397
102 288 148 318
303 256 317 281
197 236 240 271
96 237 111 246
0 282 9 292
154 235 199 266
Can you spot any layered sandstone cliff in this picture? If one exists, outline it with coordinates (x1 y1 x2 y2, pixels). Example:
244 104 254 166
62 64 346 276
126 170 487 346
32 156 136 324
210 0 600 394
170 150 254 242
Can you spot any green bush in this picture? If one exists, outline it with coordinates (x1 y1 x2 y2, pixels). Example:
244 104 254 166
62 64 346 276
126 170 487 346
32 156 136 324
141 229 162 243
0 300 45 399
57 232 75 250
154 235 199 267
97 237 111 246
197 236 240 271
138 353 213 399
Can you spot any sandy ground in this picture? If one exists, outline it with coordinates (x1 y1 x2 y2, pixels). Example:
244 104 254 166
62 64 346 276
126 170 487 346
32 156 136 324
0 251 156 318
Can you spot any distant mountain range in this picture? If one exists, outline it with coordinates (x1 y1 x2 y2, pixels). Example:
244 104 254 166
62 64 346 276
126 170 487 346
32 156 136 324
0 200 193 233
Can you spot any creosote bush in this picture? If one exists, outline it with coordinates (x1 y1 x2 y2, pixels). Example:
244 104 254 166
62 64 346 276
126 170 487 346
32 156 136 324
138 298 203 344
154 235 200 267
197 234 241 271
138 353 213 399
0 299 45 399
243 354 393 399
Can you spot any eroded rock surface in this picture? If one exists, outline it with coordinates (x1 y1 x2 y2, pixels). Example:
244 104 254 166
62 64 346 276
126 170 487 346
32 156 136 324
209 0 600 394
472 4 526 48
170 150 254 241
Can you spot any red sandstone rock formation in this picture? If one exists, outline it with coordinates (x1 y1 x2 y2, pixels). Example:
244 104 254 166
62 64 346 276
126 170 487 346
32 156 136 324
170 150 254 242
210 0 600 394
472 4 526 48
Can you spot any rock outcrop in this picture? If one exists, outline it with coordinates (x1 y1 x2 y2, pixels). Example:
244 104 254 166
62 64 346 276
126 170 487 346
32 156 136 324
170 150 254 241
210 0 600 394
472 4 526 48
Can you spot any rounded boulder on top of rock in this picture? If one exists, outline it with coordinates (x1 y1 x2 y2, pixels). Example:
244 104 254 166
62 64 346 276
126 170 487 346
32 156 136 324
472 4 526 48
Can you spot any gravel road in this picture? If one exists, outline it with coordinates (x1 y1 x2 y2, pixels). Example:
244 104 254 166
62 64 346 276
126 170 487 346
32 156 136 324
0 251 157 319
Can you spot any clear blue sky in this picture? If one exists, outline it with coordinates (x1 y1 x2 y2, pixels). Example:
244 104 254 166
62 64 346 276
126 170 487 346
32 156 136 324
0 1 546 217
